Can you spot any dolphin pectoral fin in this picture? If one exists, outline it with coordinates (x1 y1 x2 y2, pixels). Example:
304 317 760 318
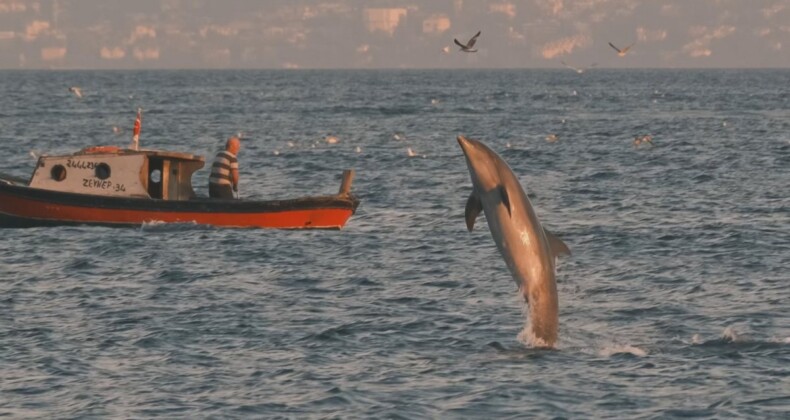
499 186 512 217
544 229 571 257
465 193 483 231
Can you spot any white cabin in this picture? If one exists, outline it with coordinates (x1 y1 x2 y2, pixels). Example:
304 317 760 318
29 147 205 200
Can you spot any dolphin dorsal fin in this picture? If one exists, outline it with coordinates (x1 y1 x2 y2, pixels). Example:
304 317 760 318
544 229 571 257
499 186 511 217
465 193 483 231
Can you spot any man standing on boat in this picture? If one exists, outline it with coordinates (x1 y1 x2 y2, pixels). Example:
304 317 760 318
209 136 241 199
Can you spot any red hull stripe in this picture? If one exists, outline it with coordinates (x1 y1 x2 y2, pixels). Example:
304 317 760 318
0 193 353 229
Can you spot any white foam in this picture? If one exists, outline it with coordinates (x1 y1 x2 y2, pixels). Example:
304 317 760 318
721 326 741 342
517 322 552 349
598 344 648 357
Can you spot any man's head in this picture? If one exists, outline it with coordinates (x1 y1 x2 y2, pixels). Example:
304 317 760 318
226 136 241 155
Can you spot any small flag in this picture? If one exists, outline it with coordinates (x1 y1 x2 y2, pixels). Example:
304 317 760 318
131 108 142 150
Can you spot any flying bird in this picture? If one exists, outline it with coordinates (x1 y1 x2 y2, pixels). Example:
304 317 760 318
68 86 83 98
561 60 598 74
454 31 481 53
609 42 635 57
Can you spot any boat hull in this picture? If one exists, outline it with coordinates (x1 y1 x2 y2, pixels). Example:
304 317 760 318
0 183 359 229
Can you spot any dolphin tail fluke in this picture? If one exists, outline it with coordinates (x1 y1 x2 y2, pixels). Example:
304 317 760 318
465 193 483 231
544 229 571 257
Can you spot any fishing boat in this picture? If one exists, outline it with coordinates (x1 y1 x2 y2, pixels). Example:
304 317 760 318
0 145 359 229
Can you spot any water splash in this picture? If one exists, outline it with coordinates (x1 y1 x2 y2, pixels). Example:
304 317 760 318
598 344 648 357
515 304 555 349
517 321 552 349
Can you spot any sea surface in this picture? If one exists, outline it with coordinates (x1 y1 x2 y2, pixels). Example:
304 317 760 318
0 69 789 418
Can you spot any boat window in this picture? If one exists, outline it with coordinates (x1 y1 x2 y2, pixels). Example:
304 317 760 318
150 169 161 184
51 164 67 181
95 163 111 180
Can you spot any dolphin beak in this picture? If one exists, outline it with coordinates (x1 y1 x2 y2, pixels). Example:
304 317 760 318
457 135 475 157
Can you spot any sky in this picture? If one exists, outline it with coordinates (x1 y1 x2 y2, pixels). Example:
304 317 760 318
1 0 789 69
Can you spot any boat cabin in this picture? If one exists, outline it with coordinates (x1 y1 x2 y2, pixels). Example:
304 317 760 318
29 146 205 200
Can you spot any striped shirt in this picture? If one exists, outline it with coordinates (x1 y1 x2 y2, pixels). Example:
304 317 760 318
209 150 238 186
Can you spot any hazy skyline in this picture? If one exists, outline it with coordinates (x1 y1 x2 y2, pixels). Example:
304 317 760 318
1 0 789 69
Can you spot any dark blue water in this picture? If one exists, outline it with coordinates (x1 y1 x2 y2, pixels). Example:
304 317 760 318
1 69 789 418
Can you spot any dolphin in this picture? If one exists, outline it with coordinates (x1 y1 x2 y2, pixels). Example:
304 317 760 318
457 135 570 347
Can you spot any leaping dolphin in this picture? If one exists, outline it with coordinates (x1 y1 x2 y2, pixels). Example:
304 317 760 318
457 135 570 348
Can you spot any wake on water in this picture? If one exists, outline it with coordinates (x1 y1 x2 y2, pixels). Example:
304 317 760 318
515 314 649 356
515 304 788 356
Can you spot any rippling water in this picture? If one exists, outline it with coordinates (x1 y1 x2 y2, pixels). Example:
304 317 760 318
1 69 789 418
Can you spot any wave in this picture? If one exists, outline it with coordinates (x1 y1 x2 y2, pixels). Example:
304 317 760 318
690 327 790 348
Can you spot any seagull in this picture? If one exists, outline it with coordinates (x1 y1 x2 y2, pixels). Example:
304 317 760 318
609 42 635 57
69 86 83 98
355 146 362 153
561 60 598 74
454 31 481 53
